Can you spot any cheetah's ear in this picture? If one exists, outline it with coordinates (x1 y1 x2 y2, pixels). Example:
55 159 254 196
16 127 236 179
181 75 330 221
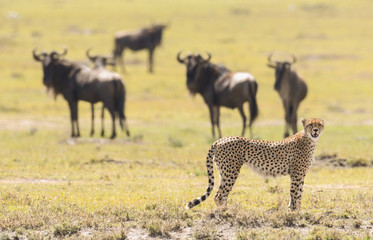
319 119 325 126
301 118 307 127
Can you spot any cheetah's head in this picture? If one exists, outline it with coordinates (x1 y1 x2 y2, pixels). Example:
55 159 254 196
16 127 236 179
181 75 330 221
302 118 325 141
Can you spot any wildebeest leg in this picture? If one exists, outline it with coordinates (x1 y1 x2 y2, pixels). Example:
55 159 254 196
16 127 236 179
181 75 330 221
283 100 290 138
290 102 299 135
148 48 154 73
238 105 247 137
68 101 80 138
107 106 116 139
101 104 105 137
117 51 126 73
90 104 95 137
213 106 222 138
75 102 80 137
124 118 130 137
208 105 216 138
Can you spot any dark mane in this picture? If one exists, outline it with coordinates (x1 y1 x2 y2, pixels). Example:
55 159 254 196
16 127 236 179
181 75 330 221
215 63 231 74
203 62 231 81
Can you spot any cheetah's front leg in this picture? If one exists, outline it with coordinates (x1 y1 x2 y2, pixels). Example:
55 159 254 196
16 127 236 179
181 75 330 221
289 174 305 210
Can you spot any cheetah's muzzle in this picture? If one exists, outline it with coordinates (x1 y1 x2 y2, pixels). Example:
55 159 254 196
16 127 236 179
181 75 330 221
311 129 319 138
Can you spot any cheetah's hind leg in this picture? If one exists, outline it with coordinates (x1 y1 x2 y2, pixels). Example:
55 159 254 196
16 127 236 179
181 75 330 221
214 161 242 207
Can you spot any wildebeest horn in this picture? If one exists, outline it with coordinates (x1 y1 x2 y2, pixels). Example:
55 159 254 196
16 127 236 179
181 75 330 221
267 52 278 68
267 52 275 63
57 47 68 57
177 51 186 63
86 48 96 61
51 47 68 60
291 54 297 64
32 48 44 62
202 52 211 63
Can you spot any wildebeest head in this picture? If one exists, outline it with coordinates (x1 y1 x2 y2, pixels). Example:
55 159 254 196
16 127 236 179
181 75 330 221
86 48 115 68
267 53 296 91
147 23 167 47
33 47 68 88
177 51 212 93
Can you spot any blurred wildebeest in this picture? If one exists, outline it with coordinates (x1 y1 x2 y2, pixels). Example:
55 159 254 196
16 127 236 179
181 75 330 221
87 48 116 69
86 48 117 137
33 47 130 139
177 51 258 138
267 53 307 138
113 23 167 73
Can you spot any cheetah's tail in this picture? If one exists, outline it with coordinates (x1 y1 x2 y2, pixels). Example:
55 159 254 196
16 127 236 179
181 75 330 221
185 144 216 209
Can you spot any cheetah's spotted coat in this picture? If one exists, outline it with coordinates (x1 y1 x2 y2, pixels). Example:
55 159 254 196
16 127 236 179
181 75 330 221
186 118 325 210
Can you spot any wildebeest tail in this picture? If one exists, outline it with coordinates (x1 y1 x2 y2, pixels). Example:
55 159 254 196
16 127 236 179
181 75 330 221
248 81 259 126
185 144 216 209
114 80 130 136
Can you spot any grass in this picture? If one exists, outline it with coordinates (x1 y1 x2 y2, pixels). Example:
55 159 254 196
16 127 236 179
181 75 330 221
0 0 373 239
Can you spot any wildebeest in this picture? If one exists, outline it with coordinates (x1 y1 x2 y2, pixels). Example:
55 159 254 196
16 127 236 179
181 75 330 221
113 23 167 73
33 47 130 139
86 48 116 137
177 51 258 138
267 53 307 138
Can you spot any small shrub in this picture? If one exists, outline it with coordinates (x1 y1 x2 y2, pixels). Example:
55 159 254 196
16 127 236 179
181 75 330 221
236 229 250 240
193 223 218 240
321 218 334 228
349 158 369 167
269 211 298 228
113 230 128 240
307 227 343 240
53 223 80 237
0 234 11 240
146 220 171 238
267 185 282 194
353 220 362 229
168 136 183 148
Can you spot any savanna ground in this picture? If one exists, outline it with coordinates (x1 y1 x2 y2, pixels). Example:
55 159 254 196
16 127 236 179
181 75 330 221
0 0 373 239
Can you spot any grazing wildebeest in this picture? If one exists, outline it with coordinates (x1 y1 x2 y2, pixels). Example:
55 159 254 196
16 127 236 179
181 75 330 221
33 47 130 139
267 53 307 138
86 48 116 137
177 51 258 138
113 23 167 73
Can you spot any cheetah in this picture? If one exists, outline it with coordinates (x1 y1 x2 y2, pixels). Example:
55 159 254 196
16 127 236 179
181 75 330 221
186 118 325 210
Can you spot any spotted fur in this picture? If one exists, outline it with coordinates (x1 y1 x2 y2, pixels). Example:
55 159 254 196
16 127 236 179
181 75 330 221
186 118 325 210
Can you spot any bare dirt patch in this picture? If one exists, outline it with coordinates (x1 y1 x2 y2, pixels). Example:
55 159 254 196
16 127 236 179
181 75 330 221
0 119 59 131
315 153 348 167
0 178 67 184
84 155 131 165
59 134 144 146
315 153 373 168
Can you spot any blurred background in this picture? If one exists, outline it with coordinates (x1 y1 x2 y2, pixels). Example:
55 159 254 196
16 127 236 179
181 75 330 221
0 0 372 173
